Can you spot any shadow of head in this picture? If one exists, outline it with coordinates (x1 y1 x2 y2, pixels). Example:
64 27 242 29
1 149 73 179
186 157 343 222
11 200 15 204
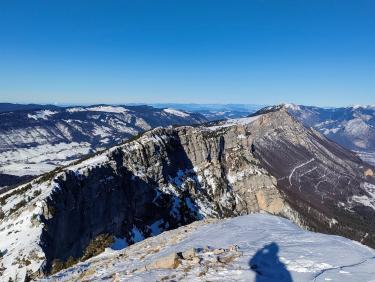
249 242 292 282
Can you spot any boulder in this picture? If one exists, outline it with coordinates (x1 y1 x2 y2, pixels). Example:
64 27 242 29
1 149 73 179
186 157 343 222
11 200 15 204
147 253 180 270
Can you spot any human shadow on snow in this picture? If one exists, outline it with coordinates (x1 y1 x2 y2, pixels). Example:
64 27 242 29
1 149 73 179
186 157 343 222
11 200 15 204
249 242 293 282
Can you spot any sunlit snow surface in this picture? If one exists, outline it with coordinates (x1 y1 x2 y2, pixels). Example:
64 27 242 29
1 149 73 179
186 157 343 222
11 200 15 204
163 108 190 117
45 214 375 282
207 115 262 131
0 142 92 176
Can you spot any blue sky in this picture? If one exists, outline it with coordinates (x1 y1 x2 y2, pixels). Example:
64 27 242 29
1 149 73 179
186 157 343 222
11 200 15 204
0 0 374 106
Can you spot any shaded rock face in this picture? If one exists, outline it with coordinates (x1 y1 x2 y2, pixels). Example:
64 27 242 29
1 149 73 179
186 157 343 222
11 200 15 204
40 119 285 271
41 159 197 269
35 109 375 272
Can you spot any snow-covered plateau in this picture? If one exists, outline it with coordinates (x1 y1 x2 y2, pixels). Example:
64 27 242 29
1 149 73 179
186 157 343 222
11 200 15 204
44 214 375 282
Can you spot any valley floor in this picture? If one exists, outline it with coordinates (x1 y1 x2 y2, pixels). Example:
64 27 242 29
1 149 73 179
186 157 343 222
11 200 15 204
43 213 375 282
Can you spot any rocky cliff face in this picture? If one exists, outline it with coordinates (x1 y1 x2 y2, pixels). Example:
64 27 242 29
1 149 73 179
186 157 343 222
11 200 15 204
0 108 374 280
250 109 375 245
40 115 287 272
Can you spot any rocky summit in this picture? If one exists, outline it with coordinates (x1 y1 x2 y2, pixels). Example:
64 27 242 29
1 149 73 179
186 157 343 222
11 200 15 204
0 107 374 281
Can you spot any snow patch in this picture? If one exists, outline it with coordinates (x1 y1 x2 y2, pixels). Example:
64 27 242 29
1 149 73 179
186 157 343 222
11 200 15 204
207 115 262 130
27 110 58 120
163 108 190 118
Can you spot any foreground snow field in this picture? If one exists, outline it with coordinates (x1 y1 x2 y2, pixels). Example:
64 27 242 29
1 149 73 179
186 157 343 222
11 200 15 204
44 214 375 282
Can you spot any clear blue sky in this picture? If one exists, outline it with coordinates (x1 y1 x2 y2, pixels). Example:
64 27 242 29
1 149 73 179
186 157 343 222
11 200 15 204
0 0 374 106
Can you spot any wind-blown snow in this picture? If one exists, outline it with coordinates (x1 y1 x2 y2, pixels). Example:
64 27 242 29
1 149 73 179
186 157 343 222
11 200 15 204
44 214 375 282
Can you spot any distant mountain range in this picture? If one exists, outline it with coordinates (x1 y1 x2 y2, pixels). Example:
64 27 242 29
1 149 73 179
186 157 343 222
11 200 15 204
147 103 264 120
0 103 60 113
1 102 375 190
0 102 264 120
282 104 375 165
1 106 375 280
0 104 207 188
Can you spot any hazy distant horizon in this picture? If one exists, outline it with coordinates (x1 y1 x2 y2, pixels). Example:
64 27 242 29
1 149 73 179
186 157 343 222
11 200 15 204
1 101 374 110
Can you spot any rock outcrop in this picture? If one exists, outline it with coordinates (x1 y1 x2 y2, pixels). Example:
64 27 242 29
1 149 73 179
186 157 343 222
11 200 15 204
43 214 375 282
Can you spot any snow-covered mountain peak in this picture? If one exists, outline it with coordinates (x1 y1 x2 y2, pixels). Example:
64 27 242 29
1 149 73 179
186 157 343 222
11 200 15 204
282 103 301 111
206 114 263 130
351 104 375 110
163 108 190 117
27 110 58 120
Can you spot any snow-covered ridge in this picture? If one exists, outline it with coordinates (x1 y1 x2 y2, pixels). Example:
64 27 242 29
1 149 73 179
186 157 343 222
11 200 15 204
352 104 375 110
163 108 190 117
282 103 375 164
27 110 58 120
67 105 130 113
207 115 262 130
282 103 301 111
44 214 375 282
0 105 207 186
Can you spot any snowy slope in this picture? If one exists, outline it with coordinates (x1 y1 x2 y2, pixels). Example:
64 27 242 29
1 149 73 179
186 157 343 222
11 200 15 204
1 109 375 281
149 103 264 121
0 105 206 186
44 213 375 282
283 103 375 165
